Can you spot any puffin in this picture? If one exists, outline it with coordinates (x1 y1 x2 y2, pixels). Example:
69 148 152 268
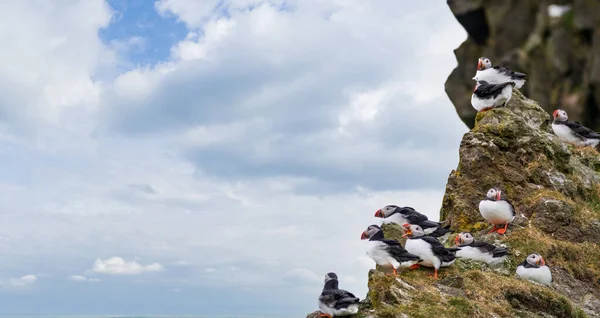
374 205 451 238
471 80 515 112
454 232 510 265
317 272 361 317
516 253 552 286
552 109 600 147
472 57 527 89
360 224 421 275
479 187 515 235
402 224 460 279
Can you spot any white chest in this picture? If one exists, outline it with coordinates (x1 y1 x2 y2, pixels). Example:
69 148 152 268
367 241 399 268
479 200 514 224
552 123 584 145
516 265 552 286
405 239 438 268
383 213 408 225
456 246 494 264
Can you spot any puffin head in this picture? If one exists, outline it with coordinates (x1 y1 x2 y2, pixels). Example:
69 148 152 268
526 253 546 267
486 187 502 201
324 272 338 283
477 57 492 70
402 223 425 238
374 205 398 218
553 109 568 121
454 232 474 246
361 224 382 240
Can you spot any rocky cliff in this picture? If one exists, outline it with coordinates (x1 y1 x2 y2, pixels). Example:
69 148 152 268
306 89 600 317
445 0 600 131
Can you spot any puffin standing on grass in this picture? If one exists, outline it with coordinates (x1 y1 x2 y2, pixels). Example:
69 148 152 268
360 225 421 276
317 272 361 317
402 224 460 279
479 187 515 235
552 109 600 147
471 80 515 112
374 205 451 238
454 232 510 265
516 253 553 286
472 57 527 89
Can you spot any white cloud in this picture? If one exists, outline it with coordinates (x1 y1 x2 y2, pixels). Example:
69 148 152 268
92 257 165 275
68 275 101 282
7 275 37 287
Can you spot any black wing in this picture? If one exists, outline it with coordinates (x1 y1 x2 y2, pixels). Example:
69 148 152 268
474 81 515 99
320 289 360 309
563 120 600 140
428 225 452 238
417 220 443 230
420 236 458 262
468 241 499 254
493 65 527 79
400 207 428 224
382 239 421 262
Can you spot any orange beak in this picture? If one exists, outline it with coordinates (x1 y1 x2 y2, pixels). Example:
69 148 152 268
552 110 559 119
538 257 545 267
360 231 368 240
454 234 462 245
496 190 501 201
374 209 383 218
402 224 412 237
477 59 483 70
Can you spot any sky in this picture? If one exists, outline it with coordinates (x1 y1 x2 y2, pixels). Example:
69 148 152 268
0 0 467 315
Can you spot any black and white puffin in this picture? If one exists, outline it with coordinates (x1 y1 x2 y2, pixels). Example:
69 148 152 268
317 272 360 317
472 57 527 89
374 205 451 238
454 232 510 265
402 224 460 279
471 80 515 112
360 224 421 275
479 187 515 235
516 253 552 286
552 109 600 147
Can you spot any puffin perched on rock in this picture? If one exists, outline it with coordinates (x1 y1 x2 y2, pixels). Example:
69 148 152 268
516 253 552 286
471 80 515 112
361 225 421 275
454 232 510 265
402 224 460 279
552 109 600 148
472 57 527 89
374 205 451 238
318 272 361 317
479 187 515 235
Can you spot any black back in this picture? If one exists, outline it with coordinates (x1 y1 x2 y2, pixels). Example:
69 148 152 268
418 236 459 262
558 120 600 140
473 81 515 99
493 65 527 80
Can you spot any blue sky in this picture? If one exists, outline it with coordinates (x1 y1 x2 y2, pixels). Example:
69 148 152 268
0 0 467 315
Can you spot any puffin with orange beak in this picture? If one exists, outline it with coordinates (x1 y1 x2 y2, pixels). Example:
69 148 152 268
478 187 515 235
454 232 510 265
374 205 451 238
552 109 600 147
516 253 552 286
472 57 527 89
402 224 460 279
360 225 421 276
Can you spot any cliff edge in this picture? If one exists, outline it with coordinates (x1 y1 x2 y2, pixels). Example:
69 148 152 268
307 89 600 317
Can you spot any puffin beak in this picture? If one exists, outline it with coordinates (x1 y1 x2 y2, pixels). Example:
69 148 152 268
374 209 383 218
539 257 545 267
360 231 368 240
477 59 483 70
496 190 501 201
454 235 462 245
552 110 559 119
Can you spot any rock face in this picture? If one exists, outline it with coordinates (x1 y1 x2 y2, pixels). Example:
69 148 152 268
445 0 600 131
306 89 600 317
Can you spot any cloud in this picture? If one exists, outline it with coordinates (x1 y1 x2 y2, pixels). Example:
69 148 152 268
6 275 37 287
68 275 101 282
92 257 165 275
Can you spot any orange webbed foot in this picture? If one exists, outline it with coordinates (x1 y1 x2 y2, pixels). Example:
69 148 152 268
318 314 332 318
487 225 498 234
409 264 420 270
